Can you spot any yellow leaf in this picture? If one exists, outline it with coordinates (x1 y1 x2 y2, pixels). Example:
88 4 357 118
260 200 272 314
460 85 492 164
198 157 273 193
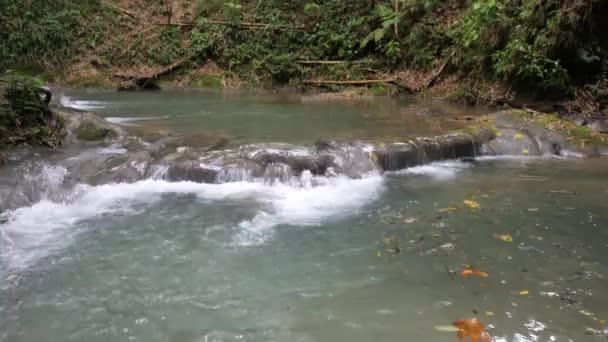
522 149 529 154
463 200 480 209
439 206 458 212
519 290 529 295
495 131 503 137
379 143 386 148
486 311 494 316
377 251 382 257
600 319 606 324
514 133 524 139
494 234 513 242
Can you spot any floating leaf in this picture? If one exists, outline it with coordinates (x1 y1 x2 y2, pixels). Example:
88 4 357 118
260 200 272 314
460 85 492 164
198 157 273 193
377 251 382 257
519 290 529 295
439 206 458 212
485 311 494 316
522 148 529 154
404 217 417 224
463 200 481 209
600 319 606 324
460 267 489 278
514 133 525 139
495 130 503 137
494 234 513 242
453 318 491 342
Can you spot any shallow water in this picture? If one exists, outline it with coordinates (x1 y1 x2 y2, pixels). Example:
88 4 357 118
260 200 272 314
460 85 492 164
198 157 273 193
1 92 608 342
58 89 482 144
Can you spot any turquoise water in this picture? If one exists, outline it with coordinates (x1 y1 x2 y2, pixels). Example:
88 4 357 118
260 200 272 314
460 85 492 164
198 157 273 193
1 92 607 342
59 89 480 144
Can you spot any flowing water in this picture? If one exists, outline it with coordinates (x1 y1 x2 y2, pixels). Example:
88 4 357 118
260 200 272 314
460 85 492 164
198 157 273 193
58 89 481 144
1 91 608 342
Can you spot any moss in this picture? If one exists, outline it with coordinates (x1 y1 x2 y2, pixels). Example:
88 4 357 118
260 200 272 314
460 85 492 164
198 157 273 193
510 110 608 146
190 74 225 88
446 86 474 102
76 121 115 141
368 84 389 96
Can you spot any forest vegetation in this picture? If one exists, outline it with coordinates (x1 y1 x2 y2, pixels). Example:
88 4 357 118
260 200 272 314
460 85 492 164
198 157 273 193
1 0 607 149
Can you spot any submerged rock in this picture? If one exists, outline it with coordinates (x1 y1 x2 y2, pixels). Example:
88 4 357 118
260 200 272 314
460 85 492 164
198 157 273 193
58 110 125 144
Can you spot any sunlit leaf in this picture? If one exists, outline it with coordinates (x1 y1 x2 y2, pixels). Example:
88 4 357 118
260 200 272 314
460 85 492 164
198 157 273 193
463 200 480 209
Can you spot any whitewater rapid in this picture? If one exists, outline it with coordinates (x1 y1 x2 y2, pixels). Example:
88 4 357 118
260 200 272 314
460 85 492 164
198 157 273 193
0 156 560 274
0 168 384 272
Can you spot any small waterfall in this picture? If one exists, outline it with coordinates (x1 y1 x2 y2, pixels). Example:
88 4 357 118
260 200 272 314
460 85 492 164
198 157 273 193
146 164 169 180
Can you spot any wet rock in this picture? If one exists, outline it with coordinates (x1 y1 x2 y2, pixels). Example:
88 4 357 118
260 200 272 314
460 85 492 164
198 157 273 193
166 160 221 183
318 143 378 177
586 116 608 133
103 151 151 183
374 127 496 171
482 128 544 156
243 144 333 175
0 186 31 212
58 110 124 144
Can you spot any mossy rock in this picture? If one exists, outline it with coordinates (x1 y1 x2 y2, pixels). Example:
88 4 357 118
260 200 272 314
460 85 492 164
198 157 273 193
509 110 608 147
76 121 116 141
190 74 225 88
58 110 124 144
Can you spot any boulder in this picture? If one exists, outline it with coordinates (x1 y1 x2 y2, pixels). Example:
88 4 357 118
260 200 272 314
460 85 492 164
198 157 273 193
58 110 125 144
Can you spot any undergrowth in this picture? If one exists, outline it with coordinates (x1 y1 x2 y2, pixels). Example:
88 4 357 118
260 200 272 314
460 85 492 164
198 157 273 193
1 0 607 106
0 75 63 149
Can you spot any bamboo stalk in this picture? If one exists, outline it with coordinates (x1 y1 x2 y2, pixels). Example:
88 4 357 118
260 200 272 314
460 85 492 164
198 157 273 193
302 79 396 85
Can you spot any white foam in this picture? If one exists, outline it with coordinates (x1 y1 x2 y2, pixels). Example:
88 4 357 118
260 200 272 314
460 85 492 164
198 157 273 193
236 173 384 245
390 160 471 180
59 95 109 110
0 176 384 270
105 116 169 124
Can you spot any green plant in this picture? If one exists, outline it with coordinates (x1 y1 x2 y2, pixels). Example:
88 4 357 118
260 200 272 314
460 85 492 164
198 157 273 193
0 75 63 147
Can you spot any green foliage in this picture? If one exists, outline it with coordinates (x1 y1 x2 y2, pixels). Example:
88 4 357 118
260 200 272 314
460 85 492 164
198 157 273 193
0 0 110 71
304 3 321 18
452 0 607 94
0 75 62 147
1 0 606 98
360 3 401 49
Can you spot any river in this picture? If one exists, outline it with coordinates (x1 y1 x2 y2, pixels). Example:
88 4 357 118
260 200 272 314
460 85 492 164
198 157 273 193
1 90 607 341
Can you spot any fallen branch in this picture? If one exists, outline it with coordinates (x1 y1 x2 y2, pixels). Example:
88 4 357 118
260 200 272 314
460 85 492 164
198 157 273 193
113 54 195 89
101 0 136 19
423 51 454 89
296 60 365 65
302 79 396 85
162 21 307 31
